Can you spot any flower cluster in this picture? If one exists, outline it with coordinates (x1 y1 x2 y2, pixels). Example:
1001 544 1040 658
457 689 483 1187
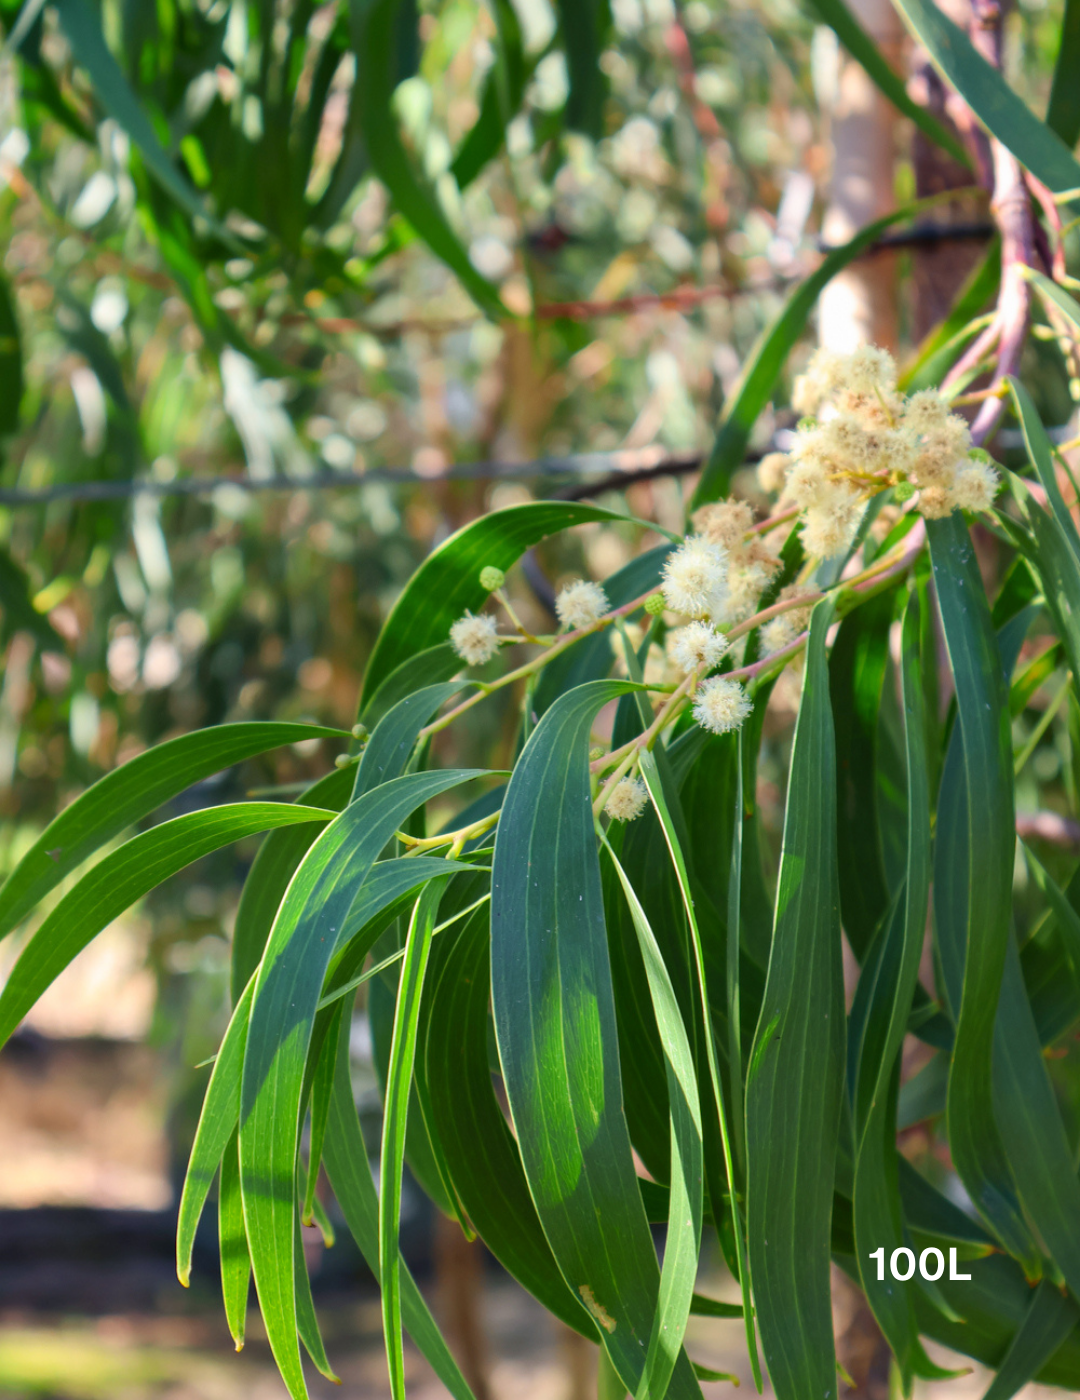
692 500 784 622
449 610 501 666
667 620 729 675
761 346 999 557
692 676 752 735
659 507 782 627
606 776 649 822
555 579 609 630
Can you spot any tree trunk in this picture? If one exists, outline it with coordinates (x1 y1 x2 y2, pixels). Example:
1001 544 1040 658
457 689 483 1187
818 0 903 352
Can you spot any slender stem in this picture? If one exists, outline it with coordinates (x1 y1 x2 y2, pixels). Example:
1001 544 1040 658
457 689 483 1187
397 809 499 854
727 588 821 641
419 588 656 739
592 674 694 807
746 504 799 536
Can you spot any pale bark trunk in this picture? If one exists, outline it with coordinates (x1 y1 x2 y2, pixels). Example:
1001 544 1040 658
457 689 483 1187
818 0 903 352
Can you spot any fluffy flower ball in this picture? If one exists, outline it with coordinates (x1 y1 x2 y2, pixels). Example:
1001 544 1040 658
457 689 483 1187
555 579 609 630
692 676 752 735
661 535 729 618
449 610 500 666
606 776 649 822
668 621 729 674
760 616 797 656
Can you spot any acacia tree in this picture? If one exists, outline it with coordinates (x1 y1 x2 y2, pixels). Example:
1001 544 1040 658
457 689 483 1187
3 0 1080 1397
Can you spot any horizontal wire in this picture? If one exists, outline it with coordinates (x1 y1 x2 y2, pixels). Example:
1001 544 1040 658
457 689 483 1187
0 447 713 508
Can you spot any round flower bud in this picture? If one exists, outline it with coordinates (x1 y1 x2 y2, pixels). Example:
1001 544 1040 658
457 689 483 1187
351 723 369 740
668 621 729 674
479 566 506 592
644 592 666 617
692 676 753 735
450 610 501 666
661 535 729 617
555 579 609 630
605 776 649 822
893 480 916 503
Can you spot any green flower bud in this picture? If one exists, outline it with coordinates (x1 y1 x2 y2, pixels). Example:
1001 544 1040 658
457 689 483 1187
479 566 506 592
968 447 993 463
589 746 606 762
797 417 817 433
334 753 357 769
893 480 916 503
351 723 368 741
644 592 666 617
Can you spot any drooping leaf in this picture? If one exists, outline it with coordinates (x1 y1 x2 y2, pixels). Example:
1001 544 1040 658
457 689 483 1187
53 0 229 235
1046 0 1080 147
829 590 894 961
929 513 1039 1268
423 891 600 1335
346 0 508 320
178 976 256 1287
239 768 485 1400
450 0 528 188
231 768 355 1003
636 747 760 1388
0 721 346 942
219 1129 250 1350
602 835 703 1400
744 599 844 1400
490 679 702 1400
806 0 969 164
889 0 1080 204
380 879 450 1400
851 592 932 1391
982 1279 1080 1400
0 802 337 1049
321 1013 478 1400
556 0 610 137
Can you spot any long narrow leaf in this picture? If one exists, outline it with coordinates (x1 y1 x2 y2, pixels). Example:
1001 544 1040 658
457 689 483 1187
1046 0 1080 147
322 1016 478 1400
807 0 969 164
929 514 1038 1267
0 803 336 1048
0 721 345 941
219 1130 250 1349
346 0 507 319
379 879 449 1400
490 679 702 1400
602 835 703 1400
53 0 229 235
982 1279 1080 1400
851 592 932 1390
239 769 484 1400
889 0 1080 203
178 976 256 1286
636 748 760 1390
744 599 844 1400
